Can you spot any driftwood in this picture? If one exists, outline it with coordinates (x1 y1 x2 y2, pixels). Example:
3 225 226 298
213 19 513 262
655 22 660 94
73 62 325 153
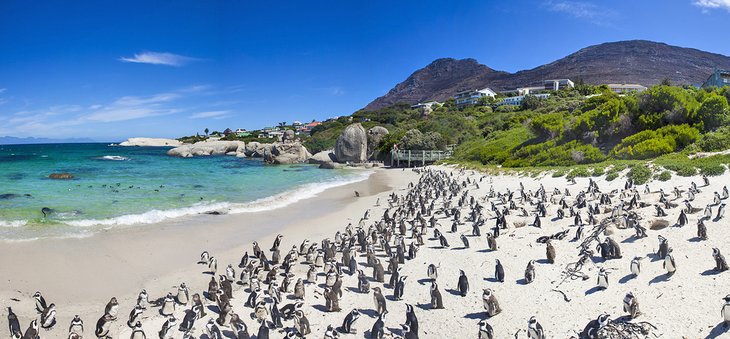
551 289 571 302
597 319 660 338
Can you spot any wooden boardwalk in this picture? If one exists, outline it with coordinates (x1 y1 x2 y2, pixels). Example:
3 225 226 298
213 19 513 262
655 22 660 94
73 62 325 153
390 148 453 167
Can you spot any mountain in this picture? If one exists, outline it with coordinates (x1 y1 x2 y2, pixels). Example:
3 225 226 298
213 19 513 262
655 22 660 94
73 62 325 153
364 40 730 110
0 136 96 145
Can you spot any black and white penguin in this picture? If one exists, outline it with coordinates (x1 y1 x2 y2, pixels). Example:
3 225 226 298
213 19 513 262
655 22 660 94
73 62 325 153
394 276 407 301
160 292 175 316
486 233 497 251
677 209 688 226
373 287 387 315
481 289 501 317
33 292 47 314
370 311 387 339
7 307 22 338
623 292 640 319
293 310 311 336
495 259 505 283
663 247 677 275
323 324 339 339
404 303 419 335
698 219 708 240
205 318 223 339
457 270 469 297
478 319 494 339
40 303 56 329
581 313 610 338
94 314 112 338
158 316 176 339
130 321 146 339
256 320 270 339
127 305 143 328
713 248 729 272
339 309 360 334
527 316 545 339
178 306 199 333
104 297 119 320
427 264 438 281
597 268 609 290
545 240 556 264
438 234 450 248
357 270 370 294
460 234 470 248
208 256 218 274
717 203 726 220
199 251 210 264
177 282 190 305
524 260 536 284
137 289 149 309
657 235 669 259
22 319 39 339
430 281 444 309
630 257 642 276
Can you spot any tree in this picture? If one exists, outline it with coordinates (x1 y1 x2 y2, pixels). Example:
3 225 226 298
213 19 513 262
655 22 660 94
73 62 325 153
696 93 730 131
204 128 209 136
660 78 672 86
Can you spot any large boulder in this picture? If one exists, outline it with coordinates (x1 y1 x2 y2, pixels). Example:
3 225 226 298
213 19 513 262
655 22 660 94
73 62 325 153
334 123 367 163
282 129 296 142
244 142 274 158
308 150 338 164
167 141 245 158
264 142 312 164
367 126 389 160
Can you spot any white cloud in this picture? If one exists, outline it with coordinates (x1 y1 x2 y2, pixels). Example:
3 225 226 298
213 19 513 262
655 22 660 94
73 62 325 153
544 1 615 25
119 51 200 67
693 0 730 11
190 110 231 119
0 88 6 94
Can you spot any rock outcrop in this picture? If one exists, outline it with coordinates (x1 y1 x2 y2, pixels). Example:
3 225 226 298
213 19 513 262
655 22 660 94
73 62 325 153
167 141 246 158
308 150 338 164
49 173 74 180
244 142 274 158
334 123 368 163
119 138 183 147
264 143 312 164
367 126 389 160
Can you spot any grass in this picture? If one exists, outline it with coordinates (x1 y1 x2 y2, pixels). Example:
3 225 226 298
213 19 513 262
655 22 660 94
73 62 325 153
656 171 672 181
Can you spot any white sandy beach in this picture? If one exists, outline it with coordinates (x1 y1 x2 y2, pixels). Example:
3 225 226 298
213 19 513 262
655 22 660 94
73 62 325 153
1 165 729 338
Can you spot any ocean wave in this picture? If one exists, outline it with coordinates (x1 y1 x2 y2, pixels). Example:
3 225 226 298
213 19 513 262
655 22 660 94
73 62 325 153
95 155 129 161
62 170 374 227
0 220 28 228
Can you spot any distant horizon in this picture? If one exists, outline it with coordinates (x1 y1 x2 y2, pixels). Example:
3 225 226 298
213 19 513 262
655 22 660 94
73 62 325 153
1 1 729 140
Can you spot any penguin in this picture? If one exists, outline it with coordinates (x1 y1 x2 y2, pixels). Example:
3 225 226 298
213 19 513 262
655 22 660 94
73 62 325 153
339 309 360 334
199 251 210 264
208 256 218 274
427 264 438 281
205 318 223 339
597 268 609 290
664 248 677 275
677 209 688 226
394 276 407 301
495 259 505 283
357 270 370 294
207 276 219 301
33 292 48 314
324 324 339 339
127 305 143 328
438 234 450 248
178 306 199 333
226 264 236 282
160 292 175 316
404 303 419 335
478 320 494 339
256 320 270 339
460 234 470 248
722 295 730 327
293 310 311 336
430 281 444 309
192 293 207 318
137 289 149 309
527 316 545 339
294 278 306 299
254 300 269 323
713 248 729 272
486 233 497 251
230 312 251 339
657 236 669 259
39 303 56 329
220 275 233 299
402 323 418 339
373 287 387 315
280 301 303 320
581 313 610 339
22 320 39 339
370 311 387 339
176 282 190 305
545 240 556 264
630 256 642 276
457 270 469 297
245 287 260 308
158 316 176 339
94 314 112 338
482 289 501 317
524 260 536 284
718 203 726 220
130 321 146 339
698 219 708 240
623 292 640 319
8 307 22 338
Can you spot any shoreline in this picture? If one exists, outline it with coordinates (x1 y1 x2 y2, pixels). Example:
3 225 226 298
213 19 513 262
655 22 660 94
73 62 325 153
0 167 419 335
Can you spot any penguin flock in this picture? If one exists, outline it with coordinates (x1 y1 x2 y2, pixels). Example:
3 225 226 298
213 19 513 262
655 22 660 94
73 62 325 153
6 168 730 338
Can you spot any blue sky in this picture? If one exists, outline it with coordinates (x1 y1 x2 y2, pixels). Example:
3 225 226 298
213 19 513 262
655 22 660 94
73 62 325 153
0 0 729 141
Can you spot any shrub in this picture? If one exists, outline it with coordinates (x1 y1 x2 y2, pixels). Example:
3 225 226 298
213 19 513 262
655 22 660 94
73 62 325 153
552 169 566 177
696 93 730 131
699 163 726 176
611 124 699 159
592 167 605 177
567 167 591 179
656 171 672 181
627 165 652 184
698 127 730 152
605 172 619 181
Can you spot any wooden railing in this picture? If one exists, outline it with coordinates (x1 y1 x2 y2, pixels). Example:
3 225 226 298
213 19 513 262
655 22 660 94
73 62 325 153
390 148 453 167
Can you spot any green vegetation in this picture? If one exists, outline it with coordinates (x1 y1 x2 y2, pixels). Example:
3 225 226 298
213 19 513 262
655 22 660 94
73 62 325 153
627 165 653 185
656 171 672 181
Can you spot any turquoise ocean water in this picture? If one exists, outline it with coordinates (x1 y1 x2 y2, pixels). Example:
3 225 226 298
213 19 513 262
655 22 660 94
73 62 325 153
0 143 370 241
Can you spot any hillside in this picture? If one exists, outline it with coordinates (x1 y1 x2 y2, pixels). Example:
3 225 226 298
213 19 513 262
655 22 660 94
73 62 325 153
365 40 730 110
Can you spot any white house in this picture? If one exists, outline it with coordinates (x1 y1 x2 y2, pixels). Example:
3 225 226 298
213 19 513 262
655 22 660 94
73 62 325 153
544 79 574 91
607 84 648 94
496 93 551 106
454 88 496 107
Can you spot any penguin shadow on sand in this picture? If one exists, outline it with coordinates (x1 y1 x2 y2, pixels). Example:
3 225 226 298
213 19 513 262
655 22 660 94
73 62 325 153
358 309 380 318
689 236 705 243
584 286 605 295
706 322 730 338
701 268 725 276
445 288 463 296
417 278 433 285
535 258 552 265
647 252 663 262
464 311 487 320
618 273 637 284
515 278 530 285
311 304 329 312
649 273 672 284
